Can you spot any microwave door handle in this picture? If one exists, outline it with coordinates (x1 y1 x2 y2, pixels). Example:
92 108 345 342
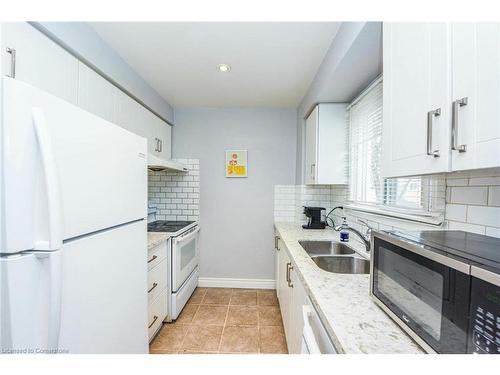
32 108 63 251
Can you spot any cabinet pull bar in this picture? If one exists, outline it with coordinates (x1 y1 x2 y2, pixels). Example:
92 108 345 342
426 108 441 157
451 97 467 153
6 47 16 78
148 315 158 329
148 282 158 293
147 255 158 264
288 265 294 288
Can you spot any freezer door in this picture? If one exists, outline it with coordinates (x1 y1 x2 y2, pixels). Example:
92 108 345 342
58 220 148 353
0 250 63 353
1 78 147 254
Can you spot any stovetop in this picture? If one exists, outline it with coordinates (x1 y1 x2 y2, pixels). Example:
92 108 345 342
147 220 195 233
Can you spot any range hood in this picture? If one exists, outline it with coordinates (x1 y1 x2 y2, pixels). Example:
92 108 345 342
147 154 188 172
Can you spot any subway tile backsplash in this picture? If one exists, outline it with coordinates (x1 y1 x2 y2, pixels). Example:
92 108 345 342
275 168 500 239
148 158 200 222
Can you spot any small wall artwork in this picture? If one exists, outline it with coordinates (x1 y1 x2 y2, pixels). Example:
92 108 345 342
225 150 248 178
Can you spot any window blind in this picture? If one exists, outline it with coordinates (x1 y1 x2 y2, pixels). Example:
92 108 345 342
348 78 445 218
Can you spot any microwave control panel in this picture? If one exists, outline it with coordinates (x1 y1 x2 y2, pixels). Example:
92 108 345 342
469 277 500 354
471 306 500 354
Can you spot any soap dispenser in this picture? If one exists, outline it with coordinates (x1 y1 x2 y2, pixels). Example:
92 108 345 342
340 217 349 242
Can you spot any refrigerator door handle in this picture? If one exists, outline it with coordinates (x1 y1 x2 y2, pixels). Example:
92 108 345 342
35 251 63 349
32 107 63 251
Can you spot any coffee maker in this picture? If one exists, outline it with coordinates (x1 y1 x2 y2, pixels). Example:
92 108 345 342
302 206 326 229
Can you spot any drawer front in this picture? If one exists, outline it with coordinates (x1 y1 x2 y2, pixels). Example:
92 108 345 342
148 291 167 340
147 258 167 303
147 242 167 271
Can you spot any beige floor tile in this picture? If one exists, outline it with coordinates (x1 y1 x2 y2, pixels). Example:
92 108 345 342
230 290 257 306
180 350 220 354
188 287 207 304
192 305 228 325
149 349 179 354
259 326 288 354
258 306 283 326
176 304 199 324
149 324 189 352
220 326 259 353
181 325 223 352
226 306 259 326
202 288 233 305
257 290 279 306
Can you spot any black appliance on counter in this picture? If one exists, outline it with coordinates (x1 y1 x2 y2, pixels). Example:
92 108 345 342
371 230 500 354
302 206 326 229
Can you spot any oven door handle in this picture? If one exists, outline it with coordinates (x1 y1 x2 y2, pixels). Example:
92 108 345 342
175 226 200 244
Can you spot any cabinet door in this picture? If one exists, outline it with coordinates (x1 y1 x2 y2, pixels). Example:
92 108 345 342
451 23 500 171
288 271 308 354
304 106 318 184
382 23 451 178
1 22 78 104
77 63 116 123
115 89 145 137
277 248 292 341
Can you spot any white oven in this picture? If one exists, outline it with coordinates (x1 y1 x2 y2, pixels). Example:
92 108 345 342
170 225 200 319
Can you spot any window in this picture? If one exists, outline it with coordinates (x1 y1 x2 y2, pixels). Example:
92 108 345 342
347 77 445 219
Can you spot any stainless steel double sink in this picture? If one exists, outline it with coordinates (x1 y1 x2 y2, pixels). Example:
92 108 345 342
298 240 370 275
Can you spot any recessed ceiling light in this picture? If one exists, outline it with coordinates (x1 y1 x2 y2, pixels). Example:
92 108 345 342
217 64 231 72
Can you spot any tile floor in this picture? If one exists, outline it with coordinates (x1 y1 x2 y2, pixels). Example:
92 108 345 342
149 287 288 354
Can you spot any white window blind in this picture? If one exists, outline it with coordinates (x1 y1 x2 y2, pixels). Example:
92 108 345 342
348 78 445 219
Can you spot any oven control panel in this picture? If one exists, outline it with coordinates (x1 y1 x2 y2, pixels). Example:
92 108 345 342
471 306 500 354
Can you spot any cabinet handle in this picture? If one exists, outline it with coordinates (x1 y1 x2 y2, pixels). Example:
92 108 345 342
6 47 16 78
158 139 162 152
275 236 280 251
287 264 294 288
451 97 467 153
310 164 315 181
148 282 158 293
148 315 158 329
147 255 158 264
426 108 441 157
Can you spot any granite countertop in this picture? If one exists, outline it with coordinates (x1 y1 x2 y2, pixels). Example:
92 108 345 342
274 222 424 354
147 232 170 250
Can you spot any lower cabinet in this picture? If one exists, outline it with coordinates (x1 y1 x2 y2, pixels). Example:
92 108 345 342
147 241 169 341
275 231 336 354
276 237 309 354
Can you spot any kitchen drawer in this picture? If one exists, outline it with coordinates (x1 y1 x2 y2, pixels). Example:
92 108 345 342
148 290 167 341
147 258 167 303
147 242 167 271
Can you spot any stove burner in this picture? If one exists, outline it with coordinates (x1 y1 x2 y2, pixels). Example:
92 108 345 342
147 221 195 233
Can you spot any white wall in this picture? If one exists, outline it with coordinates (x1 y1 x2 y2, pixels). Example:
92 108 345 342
32 22 175 123
173 108 297 280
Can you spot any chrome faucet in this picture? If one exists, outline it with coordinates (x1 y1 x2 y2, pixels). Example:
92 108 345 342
334 218 373 252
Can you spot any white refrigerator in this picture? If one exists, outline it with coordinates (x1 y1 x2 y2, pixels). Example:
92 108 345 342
0 77 149 353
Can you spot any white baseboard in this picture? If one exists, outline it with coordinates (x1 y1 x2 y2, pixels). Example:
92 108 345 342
198 277 276 290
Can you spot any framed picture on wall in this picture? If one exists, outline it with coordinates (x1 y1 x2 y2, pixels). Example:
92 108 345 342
225 150 248 178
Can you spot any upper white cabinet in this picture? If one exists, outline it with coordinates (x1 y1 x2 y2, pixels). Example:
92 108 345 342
1 22 175 161
382 23 451 177
450 23 500 171
383 22 500 178
77 63 116 123
304 103 348 185
1 22 79 104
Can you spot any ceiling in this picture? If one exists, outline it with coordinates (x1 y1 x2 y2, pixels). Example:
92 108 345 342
90 22 341 108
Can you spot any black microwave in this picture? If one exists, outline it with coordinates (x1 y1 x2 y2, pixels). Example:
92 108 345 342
370 230 500 354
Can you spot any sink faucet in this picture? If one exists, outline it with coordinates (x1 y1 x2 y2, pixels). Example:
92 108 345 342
334 218 373 252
